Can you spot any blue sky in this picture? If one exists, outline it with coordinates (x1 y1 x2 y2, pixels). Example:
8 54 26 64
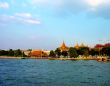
0 0 110 50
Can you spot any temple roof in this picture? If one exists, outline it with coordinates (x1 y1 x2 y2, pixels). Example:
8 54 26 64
74 43 79 49
80 43 85 47
61 41 66 48
60 41 69 51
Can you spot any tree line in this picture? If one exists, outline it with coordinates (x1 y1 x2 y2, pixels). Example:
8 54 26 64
0 49 26 57
0 46 110 58
49 46 110 58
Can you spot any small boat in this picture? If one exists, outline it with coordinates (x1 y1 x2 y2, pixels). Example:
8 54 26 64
21 57 26 59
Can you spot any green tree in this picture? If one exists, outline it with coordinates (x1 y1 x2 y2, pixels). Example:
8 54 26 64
55 48 61 57
49 50 56 57
61 51 68 57
89 48 100 56
101 46 110 56
14 49 22 57
78 47 89 57
0 50 8 56
8 49 14 56
22 52 27 57
68 47 78 58
0 50 2 56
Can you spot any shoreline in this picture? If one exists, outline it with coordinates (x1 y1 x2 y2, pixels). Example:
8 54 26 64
0 56 22 59
0 56 110 62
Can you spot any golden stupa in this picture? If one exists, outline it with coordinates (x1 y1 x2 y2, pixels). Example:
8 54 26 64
59 41 69 51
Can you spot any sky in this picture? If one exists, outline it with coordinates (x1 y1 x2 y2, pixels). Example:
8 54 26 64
0 0 110 50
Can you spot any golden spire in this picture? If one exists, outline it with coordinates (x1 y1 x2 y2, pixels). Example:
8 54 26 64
75 43 79 49
61 41 66 48
80 43 85 47
60 41 69 51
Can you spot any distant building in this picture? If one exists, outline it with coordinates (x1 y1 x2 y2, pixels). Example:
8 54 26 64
43 50 50 56
104 43 110 47
59 41 69 51
95 43 110 49
74 43 88 49
80 43 86 47
30 50 48 57
74 43 79 49
95 44 104 50
22 50 30 56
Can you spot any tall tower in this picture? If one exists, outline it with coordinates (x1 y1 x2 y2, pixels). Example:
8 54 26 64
80 43 85 47
59 41 69 51
61 41 66 48
74 43 79 49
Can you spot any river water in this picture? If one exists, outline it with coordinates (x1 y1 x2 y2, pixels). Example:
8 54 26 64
0 59 110 86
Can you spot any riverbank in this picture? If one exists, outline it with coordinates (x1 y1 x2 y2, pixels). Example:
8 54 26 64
0 56 110 62
0 56 49 59
0 56 95 59
0 56 21 59
48 57 99 60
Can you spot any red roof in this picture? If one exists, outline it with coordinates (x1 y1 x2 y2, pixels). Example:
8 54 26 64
95 43 110 48
31 50 48 57
104 43 110 47
94 44 104 48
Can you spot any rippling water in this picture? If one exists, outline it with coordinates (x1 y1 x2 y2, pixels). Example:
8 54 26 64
0 59 110 86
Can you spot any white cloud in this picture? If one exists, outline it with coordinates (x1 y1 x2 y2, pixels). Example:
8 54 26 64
0 15 15 22
31 0 110 19
0 2 9 9
22 18 41 24
0 13 41 25
31 0 110 8
85 0 104 7
15 13 32 18
15 12 41 24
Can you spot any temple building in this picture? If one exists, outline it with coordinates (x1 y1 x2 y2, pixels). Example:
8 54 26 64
95 44 104 49
74 43 79 49
59 41 69 51
74 43 87 49
59 41 88 51
30 50 48 57
95 43 110 49
80 43 85 47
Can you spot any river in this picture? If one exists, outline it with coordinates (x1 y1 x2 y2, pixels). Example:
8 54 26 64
0 59 110 86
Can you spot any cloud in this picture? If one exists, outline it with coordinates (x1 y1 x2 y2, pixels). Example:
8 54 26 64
86 0 110 19
85 0 105 7
31 0 110 19
0 13 41 25
0 2 9 9
15 12 41 24
23 18 40 24
15 13 32 18
0 15 15 23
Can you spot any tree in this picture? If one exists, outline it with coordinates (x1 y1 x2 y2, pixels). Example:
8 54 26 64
68 47 78 58
0 50 2 56
78 47 89 57
14 49 22 57
89 48 100 56
101 46 110 56
49 50 56 57
55 48 61 57
0 50 8 56
61 51 68 57
22 52 27 57
8 49 14 56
